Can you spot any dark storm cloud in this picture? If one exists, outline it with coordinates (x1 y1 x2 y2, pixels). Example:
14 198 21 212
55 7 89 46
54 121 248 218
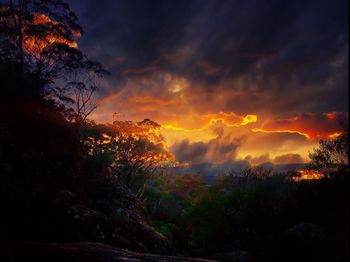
170 129 242 165
171 139 208 164
67 0 348 114
244 153 306 165
67 0 198 95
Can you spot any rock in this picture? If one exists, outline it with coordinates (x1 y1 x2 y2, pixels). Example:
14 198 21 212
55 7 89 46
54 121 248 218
286 223 326 241
30 186 173 254
277 223 328 262
0 247 15 262
213 251 252 262
0 100 173 255
6 242 217 262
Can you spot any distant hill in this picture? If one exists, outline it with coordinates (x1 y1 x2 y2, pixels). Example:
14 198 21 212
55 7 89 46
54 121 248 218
167 162 306 185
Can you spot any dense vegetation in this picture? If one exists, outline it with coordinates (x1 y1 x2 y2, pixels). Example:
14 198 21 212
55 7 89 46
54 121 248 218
0 1 348 261
144 169 348 261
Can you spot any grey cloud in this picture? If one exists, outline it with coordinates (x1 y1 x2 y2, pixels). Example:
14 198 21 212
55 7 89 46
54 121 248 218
171 131 242 165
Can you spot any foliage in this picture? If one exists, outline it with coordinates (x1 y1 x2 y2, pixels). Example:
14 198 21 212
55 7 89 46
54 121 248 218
0 0 107 120
181 173 348 260
80 119 174 196
143 165 348 260
308 132 348 178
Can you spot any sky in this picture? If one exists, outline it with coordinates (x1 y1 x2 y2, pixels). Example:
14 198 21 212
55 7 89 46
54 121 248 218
67 0 348 170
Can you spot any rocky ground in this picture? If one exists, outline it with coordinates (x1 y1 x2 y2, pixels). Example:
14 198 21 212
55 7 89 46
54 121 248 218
1 242 217 262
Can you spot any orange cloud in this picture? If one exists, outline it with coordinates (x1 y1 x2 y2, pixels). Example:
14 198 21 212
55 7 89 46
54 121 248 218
88 69 346 166
161 112 257 135
91 72 261 129
256 112 348 139
203 112 257 127
196 60 221 76
126 95 175 110
96 88 125 105
163 47 195 66
273 153 306 164
244 153 306 166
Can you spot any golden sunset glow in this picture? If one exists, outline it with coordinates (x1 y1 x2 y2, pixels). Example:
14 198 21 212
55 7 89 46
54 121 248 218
328 132 342 139
252 128 311 139
292 170 325 182
162 113 258 132
207 112 257 127
256 113 347 140
101 133 111 144
90 68 347 167
91 90 346 164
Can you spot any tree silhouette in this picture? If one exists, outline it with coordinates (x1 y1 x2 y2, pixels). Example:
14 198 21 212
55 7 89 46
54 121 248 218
84 119 174 197
0 0 107 116
308 132 348 178
1 0 82 78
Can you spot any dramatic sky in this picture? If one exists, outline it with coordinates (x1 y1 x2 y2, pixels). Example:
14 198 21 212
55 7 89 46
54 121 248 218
68 0 348 168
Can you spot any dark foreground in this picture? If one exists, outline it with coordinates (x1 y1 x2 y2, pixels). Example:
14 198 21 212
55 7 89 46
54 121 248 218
1 242 216 262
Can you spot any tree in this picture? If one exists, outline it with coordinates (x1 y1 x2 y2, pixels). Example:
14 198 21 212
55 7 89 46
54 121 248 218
308 132 348 178
84 119 174 197
1 0 82 80
166 174 204 200
60 60 108 123
0 0 106 116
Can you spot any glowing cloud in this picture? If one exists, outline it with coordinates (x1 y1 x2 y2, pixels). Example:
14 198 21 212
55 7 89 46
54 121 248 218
255 112 348 139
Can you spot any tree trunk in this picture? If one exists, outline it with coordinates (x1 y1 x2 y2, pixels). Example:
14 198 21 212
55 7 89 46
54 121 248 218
18 19 25 78
10 0 25 79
